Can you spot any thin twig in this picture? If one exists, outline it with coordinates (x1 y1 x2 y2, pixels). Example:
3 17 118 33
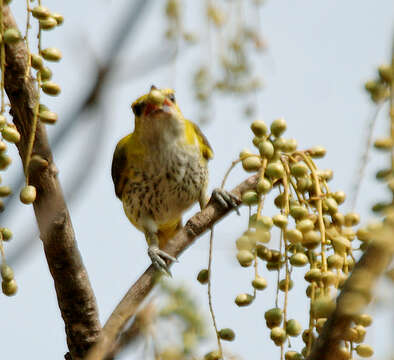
84 174 258 360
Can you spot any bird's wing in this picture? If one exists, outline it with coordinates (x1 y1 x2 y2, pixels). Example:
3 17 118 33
111 140 128 199
186 120 214 161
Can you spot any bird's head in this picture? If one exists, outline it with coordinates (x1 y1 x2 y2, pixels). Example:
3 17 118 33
131 86 185 144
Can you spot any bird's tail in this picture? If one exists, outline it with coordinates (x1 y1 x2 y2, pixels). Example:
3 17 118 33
157 219 182 249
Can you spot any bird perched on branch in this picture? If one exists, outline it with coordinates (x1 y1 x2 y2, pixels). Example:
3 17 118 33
111 86 238 275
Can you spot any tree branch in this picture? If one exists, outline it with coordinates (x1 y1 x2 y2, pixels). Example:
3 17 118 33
2 6 101 359
306 222 394 360
85 174 258 360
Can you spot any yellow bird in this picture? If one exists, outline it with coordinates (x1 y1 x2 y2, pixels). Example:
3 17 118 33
111 86 238 275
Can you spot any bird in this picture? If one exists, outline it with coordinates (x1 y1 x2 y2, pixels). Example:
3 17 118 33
111 85 239 275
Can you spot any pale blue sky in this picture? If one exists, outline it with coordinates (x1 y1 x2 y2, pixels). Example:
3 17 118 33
0 1 393 359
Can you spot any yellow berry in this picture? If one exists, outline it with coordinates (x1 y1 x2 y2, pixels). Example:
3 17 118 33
40 67 52 81
332 190 346 204
41 47 62 62
279 278 293 291
304 268 322 282
312 296 335 318
301 230 321 249
31 5 50 19
296 219 314 233
20 185 37 204
354 313 373 327
2 126 21 143
355 344 374 358
51 13 64 25
285 229 303 244
289 205 308 220
272 214 288 229
1 228 12 241
265 308 283 326
39 17 58 30
374 137 393 150
308 146 326 158
39 110 58 125
285 351 303 360
30 54 44 70
270 326 287 346
0 186 12 197
2 279 17 296
378 64 392 83
289 252 308 266
236 250 254 267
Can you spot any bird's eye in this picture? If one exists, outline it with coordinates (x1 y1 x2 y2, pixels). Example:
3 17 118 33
132 102 144 117
168 93 176 103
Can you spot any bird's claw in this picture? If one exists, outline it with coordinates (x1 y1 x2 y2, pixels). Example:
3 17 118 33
148 245 178 277
212 188 240 215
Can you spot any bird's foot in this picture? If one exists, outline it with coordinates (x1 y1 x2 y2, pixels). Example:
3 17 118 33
212 188 240 215
148 245 178 277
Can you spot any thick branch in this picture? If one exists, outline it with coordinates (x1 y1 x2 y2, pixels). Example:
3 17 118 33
85 174 258 360
306 224 394 360
2 7 101 359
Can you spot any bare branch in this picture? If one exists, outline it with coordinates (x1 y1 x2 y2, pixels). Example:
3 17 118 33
306 223 394 360
85 174 258 360
2 6 101 359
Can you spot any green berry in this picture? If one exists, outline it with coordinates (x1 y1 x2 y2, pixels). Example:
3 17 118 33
270 326 287 346
289 252 308 266
256 177 271 194
1 264 14 282
285 229 303 244
265 161 285 179
2 279 17 296
197 269 209 284
39 17 58 30
272 214 288 229
3 28 21 44
41 47 62 62
242 190 258 205
218 328 235 341
286 319 302 337
259 140 274 158
252 276 267 290
251 120 268 137
41 81 61 96
270 118 287 137
242 156 261 172
236 250 254 267
290 162 309 178
2 126 21 143
39 110 58 125
234 293 253 307
31 5 50 19
30 54 44 70
1 228 12 241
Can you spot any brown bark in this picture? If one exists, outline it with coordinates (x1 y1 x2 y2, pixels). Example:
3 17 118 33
2 6 101 359
306 224 394 360
85 174 258 360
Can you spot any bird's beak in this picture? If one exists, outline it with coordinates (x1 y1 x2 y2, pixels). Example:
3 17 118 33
144 98 172 117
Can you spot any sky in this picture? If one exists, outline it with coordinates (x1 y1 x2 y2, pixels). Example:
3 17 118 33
0 1 393 359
